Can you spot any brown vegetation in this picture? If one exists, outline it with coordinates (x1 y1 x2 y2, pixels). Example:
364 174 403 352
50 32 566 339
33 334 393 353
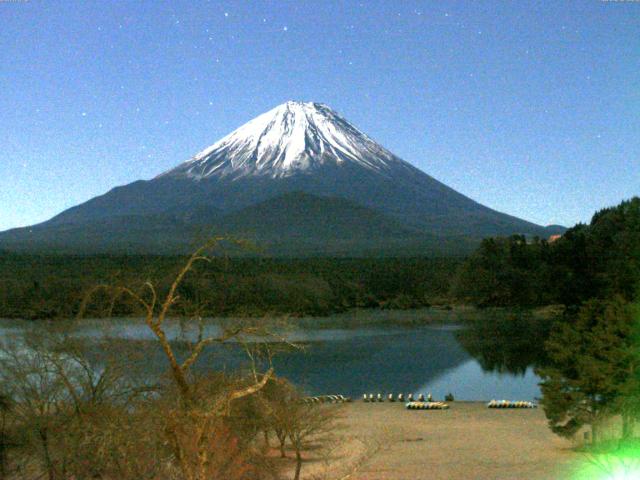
0 239 341 479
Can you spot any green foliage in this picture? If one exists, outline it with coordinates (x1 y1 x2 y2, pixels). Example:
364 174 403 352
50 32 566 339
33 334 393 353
453 197 640 308
0 253 460 320
456 310 554 375
536 297 640 441
452 236 554 307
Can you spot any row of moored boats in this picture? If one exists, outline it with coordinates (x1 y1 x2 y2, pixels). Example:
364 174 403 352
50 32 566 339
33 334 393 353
363 393 433 402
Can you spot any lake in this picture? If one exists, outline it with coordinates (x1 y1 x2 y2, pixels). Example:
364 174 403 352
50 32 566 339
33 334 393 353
0 312 545 401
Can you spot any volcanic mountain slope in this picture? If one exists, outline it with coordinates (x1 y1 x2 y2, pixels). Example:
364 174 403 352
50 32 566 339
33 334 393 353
0 101 563 255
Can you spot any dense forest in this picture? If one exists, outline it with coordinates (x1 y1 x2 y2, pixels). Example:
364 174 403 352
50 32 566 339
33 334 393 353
1 197 638 320
453 197 640 448
0 254 460 319
453 197 640 308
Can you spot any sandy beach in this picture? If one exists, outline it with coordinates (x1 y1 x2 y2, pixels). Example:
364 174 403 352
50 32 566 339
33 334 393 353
293 401 582 480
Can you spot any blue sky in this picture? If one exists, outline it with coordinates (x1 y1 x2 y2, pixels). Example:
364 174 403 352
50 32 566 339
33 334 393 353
1 0 638 231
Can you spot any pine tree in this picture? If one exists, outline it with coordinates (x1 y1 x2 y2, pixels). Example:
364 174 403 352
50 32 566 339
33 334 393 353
537 297 639 442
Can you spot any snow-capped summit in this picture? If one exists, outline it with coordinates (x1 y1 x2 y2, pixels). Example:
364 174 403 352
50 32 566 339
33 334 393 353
0 101 563 255
161 101 404 180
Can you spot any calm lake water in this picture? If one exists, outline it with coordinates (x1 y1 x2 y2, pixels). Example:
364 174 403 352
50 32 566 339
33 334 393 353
0 312 543 401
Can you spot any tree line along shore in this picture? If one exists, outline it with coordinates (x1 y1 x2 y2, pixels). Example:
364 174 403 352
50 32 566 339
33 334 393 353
1 197 638 322
0 197 637 479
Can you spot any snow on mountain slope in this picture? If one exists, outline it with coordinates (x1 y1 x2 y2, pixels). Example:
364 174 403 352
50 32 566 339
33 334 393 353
160 101 406 180
0 100 562 255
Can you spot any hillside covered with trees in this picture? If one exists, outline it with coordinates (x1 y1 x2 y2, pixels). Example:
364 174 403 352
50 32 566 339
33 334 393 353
0 254 459 320
453 197 640 452
453 197 640 308
2 197 638 321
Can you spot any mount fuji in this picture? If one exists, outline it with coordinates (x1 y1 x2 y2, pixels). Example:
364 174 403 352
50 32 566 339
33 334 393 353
0 101 563 255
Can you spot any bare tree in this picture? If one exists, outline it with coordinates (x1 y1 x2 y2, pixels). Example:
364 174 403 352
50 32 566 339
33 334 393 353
286 401 340 480
261 379 299 459
79 237 280 480
1 238 333 480
0 336 70 480
0 329 159 480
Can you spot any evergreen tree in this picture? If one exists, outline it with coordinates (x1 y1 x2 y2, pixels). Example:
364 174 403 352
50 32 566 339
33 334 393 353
453 196 640 308
537 297 639 442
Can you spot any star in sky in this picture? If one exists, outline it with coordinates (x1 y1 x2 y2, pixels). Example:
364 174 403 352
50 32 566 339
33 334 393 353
1 0 637 232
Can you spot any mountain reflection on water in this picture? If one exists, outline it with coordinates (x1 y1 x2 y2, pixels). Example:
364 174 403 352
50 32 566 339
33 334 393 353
0 313 552 401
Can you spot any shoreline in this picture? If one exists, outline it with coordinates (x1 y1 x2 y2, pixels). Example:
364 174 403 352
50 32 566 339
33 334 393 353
307 401 580 480
0 304 563 328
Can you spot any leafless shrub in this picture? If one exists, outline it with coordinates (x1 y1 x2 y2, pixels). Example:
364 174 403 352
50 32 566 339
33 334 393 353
0 238 340 480
0 330 154 479
78 238 284 480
